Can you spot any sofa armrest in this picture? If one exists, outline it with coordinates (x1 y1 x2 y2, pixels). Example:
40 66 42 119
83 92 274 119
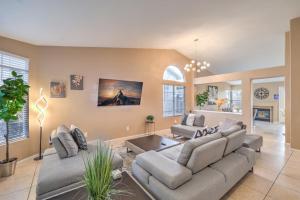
236 147 255 166
136 150 192 189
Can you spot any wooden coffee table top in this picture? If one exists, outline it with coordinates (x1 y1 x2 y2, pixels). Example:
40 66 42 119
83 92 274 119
126 135 180 152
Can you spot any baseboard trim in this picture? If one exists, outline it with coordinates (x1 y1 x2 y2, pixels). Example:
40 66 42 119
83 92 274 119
18 154 39 163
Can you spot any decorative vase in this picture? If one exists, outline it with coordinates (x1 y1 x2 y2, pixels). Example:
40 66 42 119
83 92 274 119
0 157 17 177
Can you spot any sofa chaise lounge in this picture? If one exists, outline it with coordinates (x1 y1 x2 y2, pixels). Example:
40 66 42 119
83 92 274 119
36 127 123 200
132 128 255 200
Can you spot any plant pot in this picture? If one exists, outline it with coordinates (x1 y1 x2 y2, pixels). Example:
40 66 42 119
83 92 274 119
0 157 17 177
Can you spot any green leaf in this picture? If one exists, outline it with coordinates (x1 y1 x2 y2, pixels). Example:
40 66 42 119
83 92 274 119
12 71 17 77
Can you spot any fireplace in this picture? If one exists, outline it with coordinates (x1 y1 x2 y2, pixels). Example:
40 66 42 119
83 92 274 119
253 106 273 122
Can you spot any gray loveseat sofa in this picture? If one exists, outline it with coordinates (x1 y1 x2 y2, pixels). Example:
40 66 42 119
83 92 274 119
171 114 206 138
36 128 123 200
132 129 255 200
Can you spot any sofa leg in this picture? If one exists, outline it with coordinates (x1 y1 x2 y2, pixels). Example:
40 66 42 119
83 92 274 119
256 148 261 153
249 167 254 173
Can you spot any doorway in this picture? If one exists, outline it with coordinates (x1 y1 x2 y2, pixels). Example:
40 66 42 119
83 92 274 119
251 77 285 139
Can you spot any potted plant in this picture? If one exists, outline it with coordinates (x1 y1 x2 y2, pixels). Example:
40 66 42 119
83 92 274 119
146 115 154 123
196 91 209 108
84 141 124 200
0 71 29 177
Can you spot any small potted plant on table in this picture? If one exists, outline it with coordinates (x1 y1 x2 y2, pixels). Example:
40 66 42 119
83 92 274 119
146 115 154 123
0 71 29 177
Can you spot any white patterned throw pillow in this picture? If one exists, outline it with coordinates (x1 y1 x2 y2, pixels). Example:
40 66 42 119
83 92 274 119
186 114 196 126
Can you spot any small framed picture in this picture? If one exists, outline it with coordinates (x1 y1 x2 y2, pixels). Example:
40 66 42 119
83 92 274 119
70 75 83 90
50 81 66 98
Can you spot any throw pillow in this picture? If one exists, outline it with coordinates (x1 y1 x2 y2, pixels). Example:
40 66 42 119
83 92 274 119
50 130 68 159
186 114 195 126
181 113 188 125
71 128 88 150
70 124 88 138
193 115 205 127
57 125 78 157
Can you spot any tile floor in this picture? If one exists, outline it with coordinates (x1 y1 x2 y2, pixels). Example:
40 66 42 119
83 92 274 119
1 122 300 200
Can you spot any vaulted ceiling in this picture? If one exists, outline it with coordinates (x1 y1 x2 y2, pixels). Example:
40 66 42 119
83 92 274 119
1 0 300 74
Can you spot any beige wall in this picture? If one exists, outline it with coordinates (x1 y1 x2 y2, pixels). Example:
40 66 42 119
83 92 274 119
253 82 284 123
0 36 195 160
193 66 289 138
290 17 300 149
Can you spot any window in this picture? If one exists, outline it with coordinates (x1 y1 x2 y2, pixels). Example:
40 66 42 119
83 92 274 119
163 66 185 117
0 51 29 143
163 65 184 82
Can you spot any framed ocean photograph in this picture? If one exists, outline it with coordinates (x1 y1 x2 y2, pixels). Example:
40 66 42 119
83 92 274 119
97 78 143 106
70 75 83 90
50 81 66 98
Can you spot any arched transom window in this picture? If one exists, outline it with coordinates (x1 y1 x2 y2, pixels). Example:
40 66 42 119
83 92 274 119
163 66 185 117
163 65 185 82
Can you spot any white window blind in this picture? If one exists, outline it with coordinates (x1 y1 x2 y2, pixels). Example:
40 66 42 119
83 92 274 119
0 51 29 143
163 85 185 117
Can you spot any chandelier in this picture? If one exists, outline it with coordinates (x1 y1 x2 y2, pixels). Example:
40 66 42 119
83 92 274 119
184 38 210 73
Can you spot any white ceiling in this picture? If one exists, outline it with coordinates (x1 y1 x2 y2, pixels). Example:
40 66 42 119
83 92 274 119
1 0 300 74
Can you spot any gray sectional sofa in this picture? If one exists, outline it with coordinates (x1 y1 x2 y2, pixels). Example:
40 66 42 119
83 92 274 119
132 128 255 200
36 129 123 200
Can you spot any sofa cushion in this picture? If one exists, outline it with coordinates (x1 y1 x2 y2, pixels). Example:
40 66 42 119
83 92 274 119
159 144 183 161
223 130 246 156
220 125 242 136
186 114 196 126
71 128 88 150
136 150 192 189
219 118 243 131
57 125 78 157
50 130 68 159
193 114 205 127
210 153 251 189
186 137 227 174
148 167 226 200
177 133 222 166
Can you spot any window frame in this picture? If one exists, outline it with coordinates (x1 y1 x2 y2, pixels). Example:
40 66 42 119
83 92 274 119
162 66 186 117
0 51 29 145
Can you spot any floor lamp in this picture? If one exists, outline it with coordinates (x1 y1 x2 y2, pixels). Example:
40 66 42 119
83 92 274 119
34 88 48 161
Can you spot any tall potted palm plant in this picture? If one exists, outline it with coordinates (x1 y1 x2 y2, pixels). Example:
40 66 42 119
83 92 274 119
0 71 29 177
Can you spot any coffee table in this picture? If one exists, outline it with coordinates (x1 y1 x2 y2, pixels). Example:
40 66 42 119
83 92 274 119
125 134 180 154
48 171 154 200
